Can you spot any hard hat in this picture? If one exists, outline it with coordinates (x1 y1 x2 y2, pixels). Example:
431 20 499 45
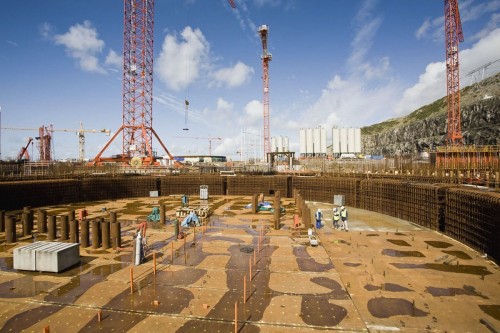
341 206 345 210
333 207 338 212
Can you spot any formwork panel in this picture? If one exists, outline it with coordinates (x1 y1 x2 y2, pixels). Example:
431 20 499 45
226 176 288 196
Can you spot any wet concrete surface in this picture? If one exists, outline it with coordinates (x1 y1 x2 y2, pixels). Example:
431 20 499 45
0 195 498 332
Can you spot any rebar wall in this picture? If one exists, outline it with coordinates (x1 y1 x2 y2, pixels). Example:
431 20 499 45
0 175 498 262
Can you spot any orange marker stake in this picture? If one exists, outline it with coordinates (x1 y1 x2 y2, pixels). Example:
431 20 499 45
234 302 238 333
249 257 252 282
153 252 156 275
130 267 133 293
244 274 247 304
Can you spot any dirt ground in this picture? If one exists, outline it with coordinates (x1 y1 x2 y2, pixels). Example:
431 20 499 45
0 195 499 333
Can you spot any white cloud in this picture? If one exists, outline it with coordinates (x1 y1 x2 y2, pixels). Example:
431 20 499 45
239 100 262 127
105 49 122 68
155 26 210 91
470 12 500 41
39 22 54 39
53 21 106 74
211 61 254 88
415 18 431 39
395 28 500 115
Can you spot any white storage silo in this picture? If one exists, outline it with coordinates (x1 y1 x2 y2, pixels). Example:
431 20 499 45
313 127 321 155
320 127 327 155
332 128 340 154
277 136 284 152
283 136 289 152
340 128 348 153
271 137 277 152
306 128 313 156
347 128 355 153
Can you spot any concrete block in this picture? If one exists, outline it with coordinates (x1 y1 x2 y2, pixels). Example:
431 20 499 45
14 241 80 273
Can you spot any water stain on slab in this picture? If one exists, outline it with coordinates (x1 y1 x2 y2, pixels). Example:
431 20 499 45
426 285 488 299
300 295 348 327
367 297 428 318
0 276 56 298
479 304 500 321
386 239 411 247
382 249 425 257
442 250 472 260
344 262 362 267
365 283 413 292
0 305 60 332
391 263 492 276
425 241 453 248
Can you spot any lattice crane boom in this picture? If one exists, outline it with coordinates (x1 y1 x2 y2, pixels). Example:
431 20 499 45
258 24 272 159
445 0 464 145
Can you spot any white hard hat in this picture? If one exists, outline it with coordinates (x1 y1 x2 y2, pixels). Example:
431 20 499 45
341 206 345 210
333 207 338 212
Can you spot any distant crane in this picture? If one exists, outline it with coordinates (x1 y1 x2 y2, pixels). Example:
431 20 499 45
228 0 236 8
445 0 464 145
173 136 223 156
17 137 33 161
258 25 272 159
2 123 110 161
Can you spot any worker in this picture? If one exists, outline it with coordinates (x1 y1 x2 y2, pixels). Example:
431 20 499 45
340 206 348 231
332 207 340 229
315 209 323 229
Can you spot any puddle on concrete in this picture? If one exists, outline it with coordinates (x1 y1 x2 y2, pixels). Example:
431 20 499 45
344 262 362 267
45 263 126 303
442 250 472 260
300 295 348 326
479 304 500 321
0 305 60 332
365 283 413 292
293 247 334 272
154 268 207 286
310 277 349 299
386 239 411 247
0 276 56 298
382 249 425 257
425 241 453 248
426 285 488 299
391 263 492 276
367 297 428 318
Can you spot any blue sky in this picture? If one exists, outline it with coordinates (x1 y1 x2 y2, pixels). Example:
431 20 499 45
1 0 499 161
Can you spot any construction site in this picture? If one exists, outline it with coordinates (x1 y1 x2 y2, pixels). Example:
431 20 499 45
0 0 499 332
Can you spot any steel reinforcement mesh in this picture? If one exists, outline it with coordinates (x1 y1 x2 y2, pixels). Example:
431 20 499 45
160 175 225 196
359 180 442 230
291 177 359 206
0 179 80 210
225 176 288 196
444 188 500 261
81 176 158 201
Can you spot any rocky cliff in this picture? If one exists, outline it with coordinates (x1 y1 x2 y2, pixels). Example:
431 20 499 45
362 73 500 156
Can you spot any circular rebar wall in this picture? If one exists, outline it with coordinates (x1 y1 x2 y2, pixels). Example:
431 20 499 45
0 174 498 262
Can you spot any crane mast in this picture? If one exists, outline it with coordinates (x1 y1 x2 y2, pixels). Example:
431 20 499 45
445 0 464 145
258 25 272 159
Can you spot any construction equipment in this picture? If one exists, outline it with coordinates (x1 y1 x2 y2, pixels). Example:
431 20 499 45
92 0 173 166
445 0 464 145
2 123 110 161
17 137 33 161
147 207 160 222
228 0 236 8
258 25 272 158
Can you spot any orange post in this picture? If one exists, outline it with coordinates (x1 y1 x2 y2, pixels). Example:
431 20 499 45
171 242 174 263
249 257 252 282
43 326 50 333
97 310 102 322
234 302 238 333
153 252 156 275
130 267 133 293
244 275 247 304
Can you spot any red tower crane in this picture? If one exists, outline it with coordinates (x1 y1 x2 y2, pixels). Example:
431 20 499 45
93 0 173 165
258 25 272 159
228 0 236 8
445 0 464 145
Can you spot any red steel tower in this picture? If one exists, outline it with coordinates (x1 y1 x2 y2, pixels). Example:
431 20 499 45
94 0 172 165
445 0 464 145
258 25 272 159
